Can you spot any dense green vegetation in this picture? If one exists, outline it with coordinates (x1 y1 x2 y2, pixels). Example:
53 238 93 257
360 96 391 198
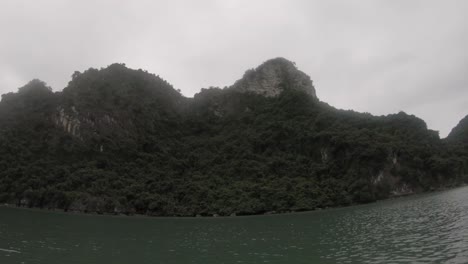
0 59 467 216
447 115 468 144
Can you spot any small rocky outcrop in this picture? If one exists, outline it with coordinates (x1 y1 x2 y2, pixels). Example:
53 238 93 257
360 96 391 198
231 58 317 98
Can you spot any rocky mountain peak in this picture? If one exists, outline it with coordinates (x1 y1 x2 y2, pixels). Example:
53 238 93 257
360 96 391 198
231 58 317 98
447 115 468 143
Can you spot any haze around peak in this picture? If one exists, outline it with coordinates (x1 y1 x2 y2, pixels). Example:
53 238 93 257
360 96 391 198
0 0 467 137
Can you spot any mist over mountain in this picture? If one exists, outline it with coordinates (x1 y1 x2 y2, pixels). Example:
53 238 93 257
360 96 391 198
0 58 466 216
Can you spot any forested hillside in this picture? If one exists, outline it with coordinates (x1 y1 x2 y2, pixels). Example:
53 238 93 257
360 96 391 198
0 58 466 216
447 115 468 144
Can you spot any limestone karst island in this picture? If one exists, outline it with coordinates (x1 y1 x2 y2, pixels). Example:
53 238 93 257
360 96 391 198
0 58 467 216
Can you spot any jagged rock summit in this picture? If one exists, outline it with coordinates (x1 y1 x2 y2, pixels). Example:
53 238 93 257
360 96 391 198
231 58 317 98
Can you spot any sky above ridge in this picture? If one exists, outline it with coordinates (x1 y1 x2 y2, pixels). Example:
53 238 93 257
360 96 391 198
0 0 467 137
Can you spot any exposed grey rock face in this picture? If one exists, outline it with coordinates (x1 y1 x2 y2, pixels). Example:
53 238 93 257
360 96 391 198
231 58 317 98
53 104 122 153
55 106 81 136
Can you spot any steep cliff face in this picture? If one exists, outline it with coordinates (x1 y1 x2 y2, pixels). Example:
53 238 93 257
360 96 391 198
55 106 81 137
0 59 466 216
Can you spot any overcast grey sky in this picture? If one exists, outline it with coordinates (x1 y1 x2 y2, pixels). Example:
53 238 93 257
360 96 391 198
0 0 467 137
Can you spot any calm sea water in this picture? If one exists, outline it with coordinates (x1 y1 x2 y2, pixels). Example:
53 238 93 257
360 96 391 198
1 186 467 264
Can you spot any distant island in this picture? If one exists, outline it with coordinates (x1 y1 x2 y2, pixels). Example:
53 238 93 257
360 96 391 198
0 58 467 216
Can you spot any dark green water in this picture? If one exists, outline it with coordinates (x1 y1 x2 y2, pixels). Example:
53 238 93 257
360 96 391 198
1 186 467 264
